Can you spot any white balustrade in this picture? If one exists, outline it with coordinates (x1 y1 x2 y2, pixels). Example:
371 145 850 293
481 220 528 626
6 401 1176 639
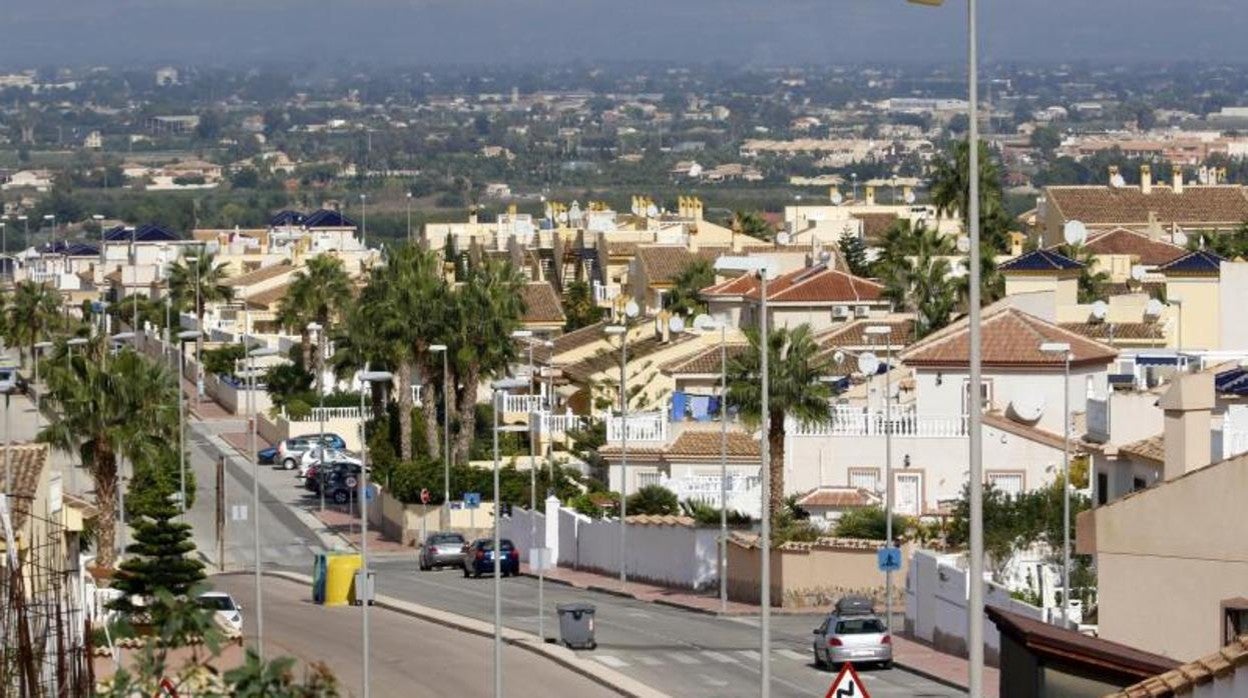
593 282 621 306
606 411 668 442
789 406 968 438
285 406 372 423
501 393 547 414
539 410 588 436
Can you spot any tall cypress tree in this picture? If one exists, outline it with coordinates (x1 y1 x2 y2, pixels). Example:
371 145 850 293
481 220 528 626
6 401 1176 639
110 505 205 613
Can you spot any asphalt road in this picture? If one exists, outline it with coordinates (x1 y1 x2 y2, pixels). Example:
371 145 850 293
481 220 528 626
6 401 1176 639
209 573 618 698
352 559 964 698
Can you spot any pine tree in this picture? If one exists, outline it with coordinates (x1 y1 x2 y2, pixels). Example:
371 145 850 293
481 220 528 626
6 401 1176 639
110 505 205 613
838 230 870 277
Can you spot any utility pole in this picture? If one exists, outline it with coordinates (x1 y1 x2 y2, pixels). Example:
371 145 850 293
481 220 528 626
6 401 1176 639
217 455 226 571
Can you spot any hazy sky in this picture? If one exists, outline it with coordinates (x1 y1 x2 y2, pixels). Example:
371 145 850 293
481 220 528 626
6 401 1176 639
2 0 1245 68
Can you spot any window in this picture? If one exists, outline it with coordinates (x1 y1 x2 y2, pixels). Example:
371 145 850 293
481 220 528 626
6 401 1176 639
849 468 881 493
637 472 661 488
1132 477 1147 492
1223 600 1248 646
962 379 993 414
1097 473 1109 505
986 472 1024 496
835 618 887 634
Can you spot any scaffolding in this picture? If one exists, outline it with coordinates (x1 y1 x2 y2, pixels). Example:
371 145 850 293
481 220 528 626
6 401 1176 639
0 494 93 697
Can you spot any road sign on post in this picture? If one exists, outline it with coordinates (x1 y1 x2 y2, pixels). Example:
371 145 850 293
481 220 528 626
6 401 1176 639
824 663 871 698
420 488 431 505
464 492 481 509
877 545 902 573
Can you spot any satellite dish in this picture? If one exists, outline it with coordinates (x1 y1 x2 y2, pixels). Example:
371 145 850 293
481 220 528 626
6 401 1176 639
1091 300 1108 321
1173 230 1189 247
624 300 640 318
1110 174 1127 188
833 350 846 365
904 190 916 204
857 351 880 376
818 249 833 264
668 316 686 335
830 192 844 206
1130 265 1147 282
693 313 717 332
1009 393 1046 424
1063 220 1088 246
956 236 971 253
776 232 792 246
1145 298 1164 317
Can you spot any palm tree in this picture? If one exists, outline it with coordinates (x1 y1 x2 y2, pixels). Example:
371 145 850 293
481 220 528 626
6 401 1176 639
277 254 354 375
1056 242 1111 303
664 258 715 317
168 250 234 361
929 140 1010 253
447 258 526 464
38 341 178 569
726 324 832 525
6 281 62 367
879 224 960 337
731 210 774 242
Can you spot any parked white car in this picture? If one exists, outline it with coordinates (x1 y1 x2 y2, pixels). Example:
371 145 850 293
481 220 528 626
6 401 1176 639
197 591 243 635
298 446 362 479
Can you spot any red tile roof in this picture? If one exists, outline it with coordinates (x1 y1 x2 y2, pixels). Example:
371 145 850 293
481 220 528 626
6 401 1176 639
634 245 728 286
1045 185 1248 227
519 282 566 326
1108 635 1248 698
1077 227 1187 266
702 264 884 304
900 305 1118 368
796 487 878 509
599 429 760 462
5 444 49 530
815 318 916 350
661 343 748 376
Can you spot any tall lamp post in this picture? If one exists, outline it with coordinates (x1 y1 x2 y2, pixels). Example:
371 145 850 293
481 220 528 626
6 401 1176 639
177 331 201 516
356 369 393 698
246 343 278 660
864 325 895 630
43 214 55 247
405 191 413 243
429 344 450 518
1169 296 1184 368
360 194 368 248
693 313 730 614
903 1 983 691
714 256 777 695
308 322 327 513
1040 341 1073 627
604 299 639 587
491 378 530 698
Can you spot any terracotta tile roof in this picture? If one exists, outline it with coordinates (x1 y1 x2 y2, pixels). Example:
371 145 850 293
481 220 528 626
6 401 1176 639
4 443 49 530
563 331 696 383
534 320 609 363
634 245 728 286
661 343 748 376
604 241 642 257
1060 322 1166 343
982 412 1068 450
244 282 289 309
623 514 695 527
986 606 1179 689
1104 281 1166 297
1107 635 1248 698
1044 185 1248 227
702 264 884 304
519 282 566 326
796 487 878 509
1077 227 1187 266
816 318 916 350
599 429 760 462
1120 434 1165 464
900 305 1118 369
223 262 294 288
851 212 899 244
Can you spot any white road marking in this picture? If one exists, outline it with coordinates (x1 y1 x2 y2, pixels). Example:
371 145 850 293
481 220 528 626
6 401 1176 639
775 648 808 661
668 652 700 665
635 655 664 666
701 651 735 663
594 655 629 668
697 674 729 687
736 649 761 661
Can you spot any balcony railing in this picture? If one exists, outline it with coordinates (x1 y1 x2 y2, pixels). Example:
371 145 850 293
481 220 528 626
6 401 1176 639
282 406 372 423
539 410 589 436
606 411 668 443
501 393 548 414
593 282 621 306
660 473 761 519
789 406 968 438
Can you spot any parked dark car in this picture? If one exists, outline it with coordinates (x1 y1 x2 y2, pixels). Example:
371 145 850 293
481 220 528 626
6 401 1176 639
320 463 365 504
461 538 519 578
419 532 467 571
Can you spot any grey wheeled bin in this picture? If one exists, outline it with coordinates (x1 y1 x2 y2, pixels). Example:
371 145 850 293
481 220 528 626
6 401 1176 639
556 603 596 650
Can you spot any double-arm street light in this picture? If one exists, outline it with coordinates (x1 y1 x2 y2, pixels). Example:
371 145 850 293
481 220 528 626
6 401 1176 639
429 344 451 520
177 331 201 517
491 377 530 698
357 369 393 698
603 299 640 587
692 313 731 614
1040 341 1074 628
713 255 777 694
862 325 897 632
246 342 278 660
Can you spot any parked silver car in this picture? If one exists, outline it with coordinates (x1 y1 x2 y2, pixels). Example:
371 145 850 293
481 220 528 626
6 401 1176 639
419 532 467 571
812 613 892 670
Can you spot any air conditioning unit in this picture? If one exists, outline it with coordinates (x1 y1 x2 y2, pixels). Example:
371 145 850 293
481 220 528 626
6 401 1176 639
854 305 870 318
832 305 851 319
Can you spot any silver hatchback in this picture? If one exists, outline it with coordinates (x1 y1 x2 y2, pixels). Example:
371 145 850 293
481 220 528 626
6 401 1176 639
812 613 893 670
419 532 467 571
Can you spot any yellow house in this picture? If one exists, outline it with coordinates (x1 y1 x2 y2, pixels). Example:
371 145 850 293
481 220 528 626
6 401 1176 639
1159 250 1223 351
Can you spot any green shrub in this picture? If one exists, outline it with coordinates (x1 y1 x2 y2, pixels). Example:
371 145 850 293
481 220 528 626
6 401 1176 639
833 506 911 542
625 485 679 516
680 499 751 526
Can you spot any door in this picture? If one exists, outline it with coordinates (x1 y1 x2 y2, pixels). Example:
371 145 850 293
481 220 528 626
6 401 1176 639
894 473 922 516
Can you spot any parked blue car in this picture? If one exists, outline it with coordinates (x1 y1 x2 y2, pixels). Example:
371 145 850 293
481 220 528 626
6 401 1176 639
258 446 278 465
461 538 520 578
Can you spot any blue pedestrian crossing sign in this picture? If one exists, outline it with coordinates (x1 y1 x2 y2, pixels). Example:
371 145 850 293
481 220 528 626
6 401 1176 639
877 546 902 572
464 492 482 509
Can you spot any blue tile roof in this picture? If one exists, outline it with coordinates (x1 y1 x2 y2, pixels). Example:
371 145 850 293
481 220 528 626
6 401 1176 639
103 225 133 242
1216 368 1248 396
133 223 181 242
998 249 1084 272
302 209 357 229
1157 249 1223 274
270 210 305 226
65 242 101 256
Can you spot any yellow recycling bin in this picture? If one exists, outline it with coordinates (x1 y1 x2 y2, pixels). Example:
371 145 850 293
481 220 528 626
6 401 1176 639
324 553 362 607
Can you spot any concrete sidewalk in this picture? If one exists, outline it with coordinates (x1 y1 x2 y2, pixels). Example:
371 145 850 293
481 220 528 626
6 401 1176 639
517 563 996 696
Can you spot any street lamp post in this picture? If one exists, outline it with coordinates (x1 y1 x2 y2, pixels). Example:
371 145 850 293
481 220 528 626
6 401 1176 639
406 191 413 243
177 331 200 516
864 325 895 630
694 313 730 613
1170 296 1184 367
247 343 278 660
604 299 639 587
357 369 393 698
1040 341 1073 627
308 322 328 513
430 345 450 518
491 378 529 698
360 194 368 248
714 256 776 695
43 214 55 247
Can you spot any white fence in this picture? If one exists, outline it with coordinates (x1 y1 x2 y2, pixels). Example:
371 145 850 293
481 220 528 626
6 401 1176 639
905 549 1046 665
285 406 371 422
789 406 968 438
501 393 547 414
606 411 668 443
537 410 589 437
502 506 547 564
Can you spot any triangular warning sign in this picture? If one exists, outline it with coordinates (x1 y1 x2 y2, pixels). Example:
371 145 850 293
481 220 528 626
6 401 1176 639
823 663 871 698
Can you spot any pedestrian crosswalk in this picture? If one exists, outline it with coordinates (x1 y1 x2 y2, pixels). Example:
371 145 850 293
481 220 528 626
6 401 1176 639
590 647 818 671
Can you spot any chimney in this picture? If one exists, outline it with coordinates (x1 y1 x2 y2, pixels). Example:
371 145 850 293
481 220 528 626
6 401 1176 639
1108 165 1119 184
1158 372 1214 481
902 185 913 203
829 185 841 202
1009 231 1025 257
1140 164 1152 195
468 205 479 225
865 185 876 206
507 203 517 217
1173 170 1184 194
